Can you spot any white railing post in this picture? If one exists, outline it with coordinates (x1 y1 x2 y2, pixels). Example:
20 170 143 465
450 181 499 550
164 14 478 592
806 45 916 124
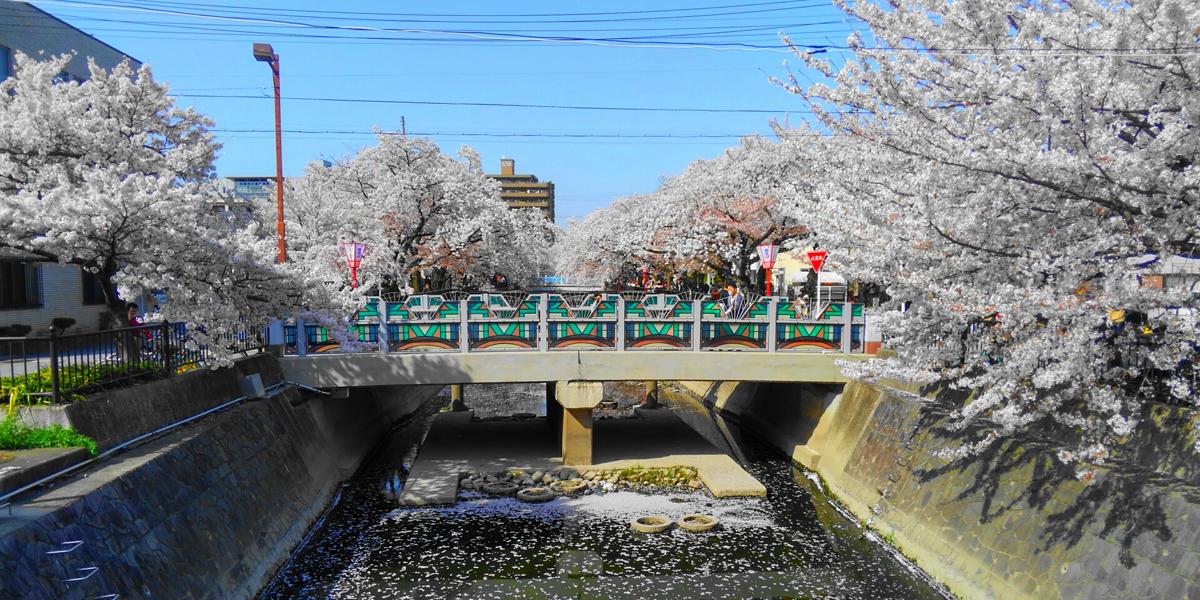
841 302 853 353
459 296 470 353
615 294 626 350
377 299 389 354
296 317 308 357
692 298 703 351
538 294 549 351
767 297 778 352
266 319 284 354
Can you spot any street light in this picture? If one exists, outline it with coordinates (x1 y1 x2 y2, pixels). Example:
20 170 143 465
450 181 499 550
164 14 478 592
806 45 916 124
253 42 286 263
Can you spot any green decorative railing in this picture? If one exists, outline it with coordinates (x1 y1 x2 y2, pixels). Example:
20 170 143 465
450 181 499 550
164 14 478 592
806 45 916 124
281 292 877 356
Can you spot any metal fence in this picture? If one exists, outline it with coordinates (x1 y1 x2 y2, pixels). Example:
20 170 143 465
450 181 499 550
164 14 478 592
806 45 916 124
0 322 266 405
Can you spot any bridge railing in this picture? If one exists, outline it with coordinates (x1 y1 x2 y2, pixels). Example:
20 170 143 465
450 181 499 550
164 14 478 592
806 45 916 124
281 292 871 356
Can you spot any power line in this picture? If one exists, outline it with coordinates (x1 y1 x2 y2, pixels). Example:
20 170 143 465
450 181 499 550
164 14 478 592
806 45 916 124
211 128 789 139
103 0 821 19
213 135 743 146
15 2 1198 58
37 0 837 26
176 93 809 114
164 65 792 81
36 10 855 37
15 0 803 52
35 0 1200 57
28 12 854 44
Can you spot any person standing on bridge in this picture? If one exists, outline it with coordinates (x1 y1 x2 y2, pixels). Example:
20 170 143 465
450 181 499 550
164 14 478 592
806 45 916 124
722 285 745 318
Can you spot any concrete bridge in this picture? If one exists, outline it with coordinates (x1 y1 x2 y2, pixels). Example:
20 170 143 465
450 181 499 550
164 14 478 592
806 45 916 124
275 291 879 467
281 348 868 388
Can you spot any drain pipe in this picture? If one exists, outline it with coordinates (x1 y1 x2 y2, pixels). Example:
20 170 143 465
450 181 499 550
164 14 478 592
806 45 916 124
0 379 302 507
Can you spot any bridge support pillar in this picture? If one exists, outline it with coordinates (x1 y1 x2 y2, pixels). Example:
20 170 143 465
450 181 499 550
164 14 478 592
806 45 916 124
555 381 603 466
448 384 467 412
642 381 660 409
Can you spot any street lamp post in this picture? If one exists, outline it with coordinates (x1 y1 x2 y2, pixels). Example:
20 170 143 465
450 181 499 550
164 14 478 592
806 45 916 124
253 42 286 263
339 241 367 289
757 243 779 296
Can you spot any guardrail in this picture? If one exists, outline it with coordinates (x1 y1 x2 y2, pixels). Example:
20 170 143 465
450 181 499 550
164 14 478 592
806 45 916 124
1 322 265 405
281 291 875 356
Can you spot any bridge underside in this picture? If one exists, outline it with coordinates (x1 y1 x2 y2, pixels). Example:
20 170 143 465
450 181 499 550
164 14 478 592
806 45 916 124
280 350 868 389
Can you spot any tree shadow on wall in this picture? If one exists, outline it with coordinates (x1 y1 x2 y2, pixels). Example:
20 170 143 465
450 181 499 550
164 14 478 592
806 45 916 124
910 388 1200 569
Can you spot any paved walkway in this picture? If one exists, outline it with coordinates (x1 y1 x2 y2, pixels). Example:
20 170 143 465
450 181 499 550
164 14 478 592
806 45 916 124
399 407 765 506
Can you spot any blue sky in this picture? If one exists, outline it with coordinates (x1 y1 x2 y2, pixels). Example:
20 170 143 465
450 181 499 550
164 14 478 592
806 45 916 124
30 0 857 224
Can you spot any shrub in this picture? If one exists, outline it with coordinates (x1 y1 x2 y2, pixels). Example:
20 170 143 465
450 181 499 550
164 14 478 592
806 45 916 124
2 361 162 409
0 416 97 455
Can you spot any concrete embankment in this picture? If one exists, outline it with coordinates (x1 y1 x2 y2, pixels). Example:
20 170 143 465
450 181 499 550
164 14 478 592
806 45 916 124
0 356 437 600
667 379 1200 600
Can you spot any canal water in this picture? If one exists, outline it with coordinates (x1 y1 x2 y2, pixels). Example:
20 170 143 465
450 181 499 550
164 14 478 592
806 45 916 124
258 385 951 599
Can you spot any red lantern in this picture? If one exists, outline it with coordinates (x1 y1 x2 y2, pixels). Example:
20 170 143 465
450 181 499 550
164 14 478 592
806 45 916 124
339 240 366 289
758 244 779 296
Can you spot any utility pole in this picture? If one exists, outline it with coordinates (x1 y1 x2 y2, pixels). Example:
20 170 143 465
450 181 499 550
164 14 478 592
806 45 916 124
253 42 286 263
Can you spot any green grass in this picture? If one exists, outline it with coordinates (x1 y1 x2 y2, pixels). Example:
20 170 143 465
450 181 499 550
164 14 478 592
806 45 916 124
0 416 97 455
2 361 161 410
609 465 699 487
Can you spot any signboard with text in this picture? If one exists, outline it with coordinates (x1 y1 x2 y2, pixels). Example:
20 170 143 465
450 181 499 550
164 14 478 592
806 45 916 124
807 249 828 273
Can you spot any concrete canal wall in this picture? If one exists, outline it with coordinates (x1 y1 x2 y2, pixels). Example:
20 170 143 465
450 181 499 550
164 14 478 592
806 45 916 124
0 356 438 600
672 380 1200 600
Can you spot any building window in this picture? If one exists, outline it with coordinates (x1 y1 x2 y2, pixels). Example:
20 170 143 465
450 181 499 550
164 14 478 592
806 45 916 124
82 270 106 305
0 262 42 309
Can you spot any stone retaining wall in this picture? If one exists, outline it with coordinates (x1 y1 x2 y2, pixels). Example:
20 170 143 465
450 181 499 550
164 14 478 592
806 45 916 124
672 379 1200 600
0 361 437 600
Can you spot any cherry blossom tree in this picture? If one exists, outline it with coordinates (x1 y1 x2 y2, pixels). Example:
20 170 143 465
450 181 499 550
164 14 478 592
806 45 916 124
558 135 817 287
0 53 328 354
777 0 1200 468
277 135 552 291
556 194 669 285
658 135 812 284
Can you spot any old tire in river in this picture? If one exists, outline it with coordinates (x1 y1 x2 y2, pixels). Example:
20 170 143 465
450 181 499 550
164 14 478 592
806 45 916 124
516 487 556 503
677 514 719 533
550 479 587 495
482 481 520 496
630 515 672 534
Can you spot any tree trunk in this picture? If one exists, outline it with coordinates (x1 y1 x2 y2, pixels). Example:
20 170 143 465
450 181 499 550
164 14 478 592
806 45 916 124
97 263 141 364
